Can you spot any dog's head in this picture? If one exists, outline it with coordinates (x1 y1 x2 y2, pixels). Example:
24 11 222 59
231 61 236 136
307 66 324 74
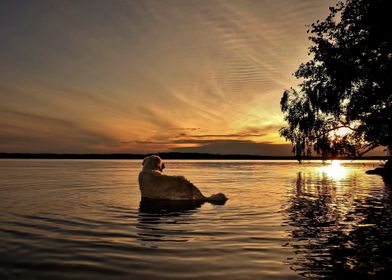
142 155 165 172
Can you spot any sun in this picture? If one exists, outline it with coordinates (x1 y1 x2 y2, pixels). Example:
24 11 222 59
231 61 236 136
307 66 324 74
321 160 348 180
335 127 352 137
328 127 353 140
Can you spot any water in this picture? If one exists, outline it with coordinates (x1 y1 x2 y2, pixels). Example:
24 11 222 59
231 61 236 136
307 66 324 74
0 159 391 279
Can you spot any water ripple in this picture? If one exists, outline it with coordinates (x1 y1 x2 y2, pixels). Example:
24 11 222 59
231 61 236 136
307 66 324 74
0 159 390 279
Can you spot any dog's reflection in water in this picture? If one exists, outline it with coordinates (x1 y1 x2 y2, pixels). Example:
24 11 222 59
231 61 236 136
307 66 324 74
137 198 226 243
139 198 204 214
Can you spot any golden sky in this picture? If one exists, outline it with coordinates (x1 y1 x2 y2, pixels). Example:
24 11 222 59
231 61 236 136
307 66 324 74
0 0 337 155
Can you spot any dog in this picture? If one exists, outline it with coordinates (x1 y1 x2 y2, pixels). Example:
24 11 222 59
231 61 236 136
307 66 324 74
138 155 227 202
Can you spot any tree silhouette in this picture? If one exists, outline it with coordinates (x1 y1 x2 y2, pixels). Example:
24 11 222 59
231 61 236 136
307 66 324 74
280 0 391 164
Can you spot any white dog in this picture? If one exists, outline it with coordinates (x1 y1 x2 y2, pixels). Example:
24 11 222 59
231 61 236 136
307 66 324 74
138 155 227 202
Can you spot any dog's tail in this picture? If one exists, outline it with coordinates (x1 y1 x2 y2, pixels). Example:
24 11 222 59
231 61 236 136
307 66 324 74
205 193 228 204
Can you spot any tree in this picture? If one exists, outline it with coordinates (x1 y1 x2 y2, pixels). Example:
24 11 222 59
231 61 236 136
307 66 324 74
280 0 391 166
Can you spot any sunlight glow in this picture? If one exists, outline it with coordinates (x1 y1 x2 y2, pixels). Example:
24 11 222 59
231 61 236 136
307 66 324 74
329 127 353 141
320 160 348 180
334 127 352 137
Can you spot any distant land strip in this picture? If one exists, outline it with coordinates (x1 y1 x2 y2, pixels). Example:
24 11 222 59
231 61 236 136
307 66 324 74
0 153 388 160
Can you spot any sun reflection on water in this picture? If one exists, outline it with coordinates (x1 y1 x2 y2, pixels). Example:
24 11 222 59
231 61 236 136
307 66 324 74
320 160 348 180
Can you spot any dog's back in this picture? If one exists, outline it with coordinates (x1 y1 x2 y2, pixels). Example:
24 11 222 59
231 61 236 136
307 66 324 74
138 170 204 200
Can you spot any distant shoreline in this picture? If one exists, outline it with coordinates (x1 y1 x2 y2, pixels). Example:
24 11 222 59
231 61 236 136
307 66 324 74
0 152 388 160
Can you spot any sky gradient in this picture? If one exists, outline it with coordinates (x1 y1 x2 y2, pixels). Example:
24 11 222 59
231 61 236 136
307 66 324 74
1 0 340 155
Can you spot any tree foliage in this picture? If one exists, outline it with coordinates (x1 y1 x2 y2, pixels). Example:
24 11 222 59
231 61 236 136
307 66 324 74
280 0 391 160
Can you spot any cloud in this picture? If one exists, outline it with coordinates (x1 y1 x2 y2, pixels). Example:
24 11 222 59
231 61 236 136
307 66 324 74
167 127 200 132
125 125 280 143
121 124 290 155
0 107 119 153
170 140 293 156
172 126 271 139
0 0 337 153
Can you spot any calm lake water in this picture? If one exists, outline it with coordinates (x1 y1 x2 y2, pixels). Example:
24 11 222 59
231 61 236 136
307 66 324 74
1 159 391 279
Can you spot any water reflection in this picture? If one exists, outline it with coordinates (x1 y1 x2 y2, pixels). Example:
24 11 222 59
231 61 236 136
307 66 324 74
139 198 205 214
136 199 204 244
285 171 392 278
320 160 348 180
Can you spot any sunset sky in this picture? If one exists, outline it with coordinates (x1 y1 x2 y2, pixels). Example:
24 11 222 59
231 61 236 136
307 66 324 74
0 0 338 155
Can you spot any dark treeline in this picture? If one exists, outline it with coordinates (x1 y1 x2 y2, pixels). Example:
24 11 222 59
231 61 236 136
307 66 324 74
0 152 387 160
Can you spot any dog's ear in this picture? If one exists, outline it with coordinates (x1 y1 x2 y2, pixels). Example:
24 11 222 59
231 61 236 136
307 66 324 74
142 158 146 166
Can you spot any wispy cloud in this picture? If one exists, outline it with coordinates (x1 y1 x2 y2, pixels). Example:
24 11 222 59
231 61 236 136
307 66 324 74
171 140 293 156
0 107 119 152
0 0 336 153
124 125 285 153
